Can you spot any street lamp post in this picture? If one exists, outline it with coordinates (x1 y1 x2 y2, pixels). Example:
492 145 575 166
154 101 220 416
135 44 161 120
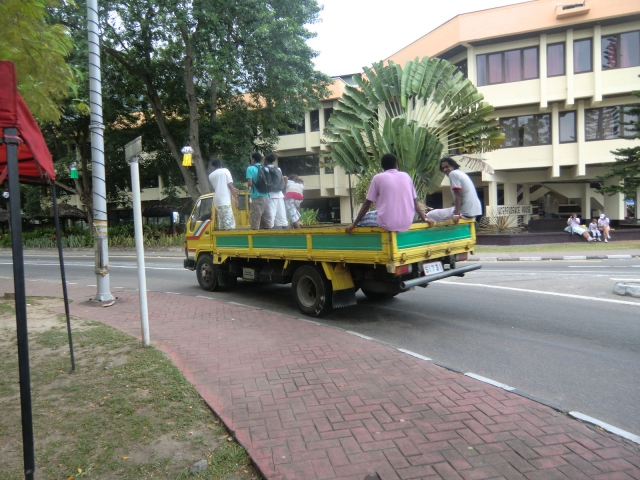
87 0 114 302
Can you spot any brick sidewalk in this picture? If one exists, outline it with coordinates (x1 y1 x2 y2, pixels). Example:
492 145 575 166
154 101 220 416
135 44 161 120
5 279 640 480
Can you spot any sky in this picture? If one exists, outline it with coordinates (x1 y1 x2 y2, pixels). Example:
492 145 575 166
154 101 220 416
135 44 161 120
307 0 532 77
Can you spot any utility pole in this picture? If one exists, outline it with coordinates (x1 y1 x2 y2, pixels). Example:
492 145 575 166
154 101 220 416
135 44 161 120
87 0 114 302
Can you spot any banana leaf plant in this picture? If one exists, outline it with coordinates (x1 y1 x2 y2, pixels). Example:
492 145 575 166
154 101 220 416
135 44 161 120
323 57 504 203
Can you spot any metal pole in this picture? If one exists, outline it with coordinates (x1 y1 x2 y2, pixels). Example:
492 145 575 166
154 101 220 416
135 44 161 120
5 128 35 480
87 0 114 302
50 183 75 372
348 172 354 221
129 156 150 346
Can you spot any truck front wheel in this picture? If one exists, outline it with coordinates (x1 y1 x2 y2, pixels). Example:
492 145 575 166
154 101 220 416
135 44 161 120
196 255 220 291
292 265 332 317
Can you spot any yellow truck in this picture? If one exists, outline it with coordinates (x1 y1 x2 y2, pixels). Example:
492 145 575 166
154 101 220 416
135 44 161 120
184 192 481 317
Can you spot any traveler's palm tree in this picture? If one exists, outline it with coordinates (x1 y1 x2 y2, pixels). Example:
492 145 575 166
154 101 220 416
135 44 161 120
324 57 504 201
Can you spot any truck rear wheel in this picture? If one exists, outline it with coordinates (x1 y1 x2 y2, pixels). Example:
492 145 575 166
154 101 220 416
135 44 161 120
292 265 332 317
196 255 220 291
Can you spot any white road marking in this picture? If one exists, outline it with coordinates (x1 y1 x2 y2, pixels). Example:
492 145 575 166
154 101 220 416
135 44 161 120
346 331 373 341
610 278 640 282
439 281 640 307
397 349 432 362
465 373 515 391
0 262 184 271
569 412 640 445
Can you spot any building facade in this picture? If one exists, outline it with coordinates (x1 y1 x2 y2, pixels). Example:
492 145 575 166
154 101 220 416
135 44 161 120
275 0 640 223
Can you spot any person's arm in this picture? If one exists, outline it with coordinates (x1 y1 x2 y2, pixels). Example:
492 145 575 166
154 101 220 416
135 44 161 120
413 198 427 222
227 182 238 207
346 199 372 234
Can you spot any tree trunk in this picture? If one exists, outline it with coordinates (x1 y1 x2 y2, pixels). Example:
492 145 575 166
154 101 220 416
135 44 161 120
102 45 201 201
181 26 211 194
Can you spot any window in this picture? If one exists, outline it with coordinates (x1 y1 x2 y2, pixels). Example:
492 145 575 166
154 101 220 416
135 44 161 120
454 59 468 78
477 47 538 86
602 31 640 70
574 38 592 73
547 43 565 76
585 105 639 141
310 110 320 132
324 108 333 126
279 121 305 135
499 113 551 147
559 111 576 143
278 154 320 176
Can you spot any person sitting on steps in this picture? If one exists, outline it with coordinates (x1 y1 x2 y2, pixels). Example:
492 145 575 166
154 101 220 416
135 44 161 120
566 214 594 241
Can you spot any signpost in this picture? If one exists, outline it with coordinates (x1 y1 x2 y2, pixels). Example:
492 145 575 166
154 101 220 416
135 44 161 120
125 137 150 347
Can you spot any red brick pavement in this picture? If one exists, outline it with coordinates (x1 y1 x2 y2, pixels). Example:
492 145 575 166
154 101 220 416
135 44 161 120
5 279 640 480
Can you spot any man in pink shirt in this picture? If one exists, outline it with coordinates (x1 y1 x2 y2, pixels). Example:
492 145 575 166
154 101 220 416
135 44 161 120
346 153 428 233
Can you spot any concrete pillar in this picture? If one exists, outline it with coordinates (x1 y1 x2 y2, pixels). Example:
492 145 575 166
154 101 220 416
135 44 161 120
577 100 586 176
340 196 353 223
551 102 560 177
593 25 602 103
566 29 574 106
603 178 625 220
442 187 454 209
503 182 517 206
540 34 548 109
486 181 498 216
467 45 476 86
581 183 591 221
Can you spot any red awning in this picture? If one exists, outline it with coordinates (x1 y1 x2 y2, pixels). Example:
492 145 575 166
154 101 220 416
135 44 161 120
0 61 56 182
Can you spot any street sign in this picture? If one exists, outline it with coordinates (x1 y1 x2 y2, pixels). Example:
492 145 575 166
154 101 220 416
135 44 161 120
124 136 142 160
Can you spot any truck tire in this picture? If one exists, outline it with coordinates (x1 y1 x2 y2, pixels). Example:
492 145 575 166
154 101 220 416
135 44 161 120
196 255 220 291
361 289 398 301
292 265 332 317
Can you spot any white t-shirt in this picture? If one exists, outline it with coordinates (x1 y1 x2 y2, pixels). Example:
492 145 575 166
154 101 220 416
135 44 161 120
209 168 233 207
265 165 284 199
449 169 482 218
598 217 610 227
568 217 581 227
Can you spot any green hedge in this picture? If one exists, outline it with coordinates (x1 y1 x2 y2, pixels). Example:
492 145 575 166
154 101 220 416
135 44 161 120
0 225 185 248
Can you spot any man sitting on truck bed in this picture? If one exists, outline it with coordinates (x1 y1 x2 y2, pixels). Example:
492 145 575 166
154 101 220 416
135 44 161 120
246 152 271 230
426 157 482 225
346 153 428 233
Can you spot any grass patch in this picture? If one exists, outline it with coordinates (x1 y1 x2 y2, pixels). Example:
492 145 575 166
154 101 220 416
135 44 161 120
474 240 640 254
0 298 261 480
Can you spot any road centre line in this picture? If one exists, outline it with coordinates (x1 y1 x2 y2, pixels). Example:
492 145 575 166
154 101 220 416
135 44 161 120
439 281 640 307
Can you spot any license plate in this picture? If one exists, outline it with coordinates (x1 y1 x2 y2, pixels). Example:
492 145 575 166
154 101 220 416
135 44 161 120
423 262 444 276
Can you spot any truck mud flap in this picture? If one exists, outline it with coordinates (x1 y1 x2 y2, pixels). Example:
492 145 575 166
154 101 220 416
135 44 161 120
184 259 196 270
400 264 482 290
332 288 357 309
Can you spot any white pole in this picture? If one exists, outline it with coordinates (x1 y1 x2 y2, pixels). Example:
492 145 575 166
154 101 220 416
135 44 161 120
87 0 114 302
129 156 150 346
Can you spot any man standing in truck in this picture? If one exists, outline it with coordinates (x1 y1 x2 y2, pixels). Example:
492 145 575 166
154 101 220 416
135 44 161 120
264 153 289 229
246 152 271 230
346 153 428 233
208 158 238 230
427 157 482 224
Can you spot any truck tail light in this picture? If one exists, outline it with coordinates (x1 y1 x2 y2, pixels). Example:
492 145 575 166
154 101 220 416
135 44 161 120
395 264 412 276
457 253 468 261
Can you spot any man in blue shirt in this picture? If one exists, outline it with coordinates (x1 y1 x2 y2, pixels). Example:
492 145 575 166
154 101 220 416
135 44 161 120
246 152 271 229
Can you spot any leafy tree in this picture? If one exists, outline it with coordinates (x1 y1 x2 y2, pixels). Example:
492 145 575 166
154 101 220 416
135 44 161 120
598 92 640 217
0 0 75 122
324 57 504 202
40 0 187 226
100 0 330 200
